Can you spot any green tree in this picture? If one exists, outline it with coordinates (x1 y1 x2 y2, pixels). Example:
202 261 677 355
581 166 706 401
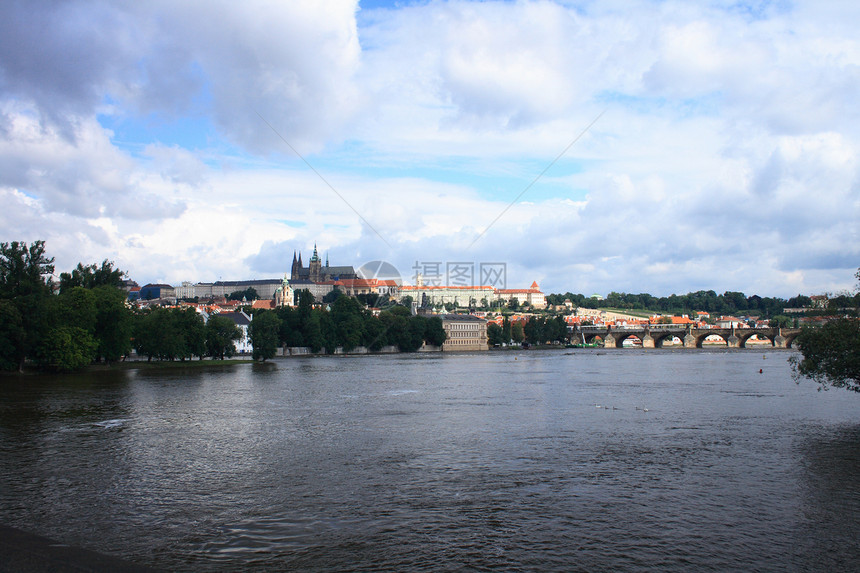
58 260 123 294
177 308 206 360
303 312 325 353
251 310 282 361
206 315 241 360
502 316 512 343
363 313 388 351
0 240 55 371
227 287 259 301
424 316 447 346
331 296 364 351
323 288 342 304
511 322 524 343
405 316 427 351
35 326 97 372
487 323 504 346
92 285 133 363
771 314 793 328
791 319 860 392
55 287 97 334
0 300 24 371
133 308 188 361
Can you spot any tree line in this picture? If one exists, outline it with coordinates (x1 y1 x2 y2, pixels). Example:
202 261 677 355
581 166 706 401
0 241 447 372
486 315 568 346
248 290 447 361
544 290 859 318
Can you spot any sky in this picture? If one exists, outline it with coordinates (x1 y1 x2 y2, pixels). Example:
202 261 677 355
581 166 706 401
1 0 858 298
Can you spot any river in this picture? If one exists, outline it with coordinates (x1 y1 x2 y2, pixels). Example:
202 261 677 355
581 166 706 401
1 350 858 571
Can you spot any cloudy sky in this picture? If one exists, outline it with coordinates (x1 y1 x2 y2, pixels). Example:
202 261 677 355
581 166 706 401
1 0 858 298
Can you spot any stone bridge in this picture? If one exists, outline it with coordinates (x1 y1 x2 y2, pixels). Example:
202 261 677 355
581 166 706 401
572 325 802 349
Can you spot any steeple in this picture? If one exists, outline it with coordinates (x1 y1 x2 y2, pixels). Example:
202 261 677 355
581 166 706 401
310 243 320 263
325 253 329 267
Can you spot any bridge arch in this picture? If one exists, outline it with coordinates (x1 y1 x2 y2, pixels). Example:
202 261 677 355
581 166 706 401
737 331 774 348
651 331 680 348
695 333 724 348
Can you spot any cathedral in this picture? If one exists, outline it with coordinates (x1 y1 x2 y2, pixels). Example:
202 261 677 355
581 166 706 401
290 245 357 283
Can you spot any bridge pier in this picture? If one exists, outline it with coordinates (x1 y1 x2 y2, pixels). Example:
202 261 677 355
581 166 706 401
603 333 617 348
641 333 655 348
683 333 697 348
727 334 740 348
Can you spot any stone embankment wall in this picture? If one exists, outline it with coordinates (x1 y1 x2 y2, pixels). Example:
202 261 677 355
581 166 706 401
275 345 442 357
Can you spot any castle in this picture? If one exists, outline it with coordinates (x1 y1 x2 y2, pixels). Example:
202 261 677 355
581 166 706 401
290 245 357 283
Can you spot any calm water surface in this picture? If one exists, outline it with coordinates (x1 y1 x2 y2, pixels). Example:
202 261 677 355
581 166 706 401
1 350 858 571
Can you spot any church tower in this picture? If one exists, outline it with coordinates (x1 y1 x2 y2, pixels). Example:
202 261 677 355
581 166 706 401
309 244 322 282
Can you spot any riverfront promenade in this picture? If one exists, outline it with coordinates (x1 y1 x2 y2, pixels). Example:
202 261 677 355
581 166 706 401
0 525 155 573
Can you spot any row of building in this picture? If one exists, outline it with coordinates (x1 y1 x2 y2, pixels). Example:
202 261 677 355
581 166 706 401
127 247 547 310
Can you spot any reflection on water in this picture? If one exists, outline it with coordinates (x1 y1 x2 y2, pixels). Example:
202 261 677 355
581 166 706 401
1 350 858 571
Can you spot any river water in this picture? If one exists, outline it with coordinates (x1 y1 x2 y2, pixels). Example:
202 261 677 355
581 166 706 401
1 350 858 571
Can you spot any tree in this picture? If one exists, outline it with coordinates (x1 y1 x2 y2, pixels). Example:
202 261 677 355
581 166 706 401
502 316 512 343
35 326 97 372
487 323 504 346
424 317 447 347
0 300 24 371
58 260 123 294
791 319 860 392
92 285 133 363
330 296 364 351
0 241 55 371
177 308 206 360
206 315 241 360
227 287 259 301
511 322 524 343
133 308 198 361
251 310 282 361
323 288 342 304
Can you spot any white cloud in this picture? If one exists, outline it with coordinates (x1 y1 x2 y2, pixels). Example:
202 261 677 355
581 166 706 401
1 0 858 297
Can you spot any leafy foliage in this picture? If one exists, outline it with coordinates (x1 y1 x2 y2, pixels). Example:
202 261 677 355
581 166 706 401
206 315 241 360
227 287 259 301
250 310 281 361
545 289 817 318
487 323 504 346
791 319 860 392
0 241 55 371
58 260 123 294
36 326 97 372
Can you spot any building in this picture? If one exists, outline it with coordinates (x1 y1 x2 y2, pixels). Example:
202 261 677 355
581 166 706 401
400 284 497 308
177 279 284 300
330 278 400 299
441 314 489 351
291 245 357 282
495 281 547 309
289 279 334 302
273 275 295 308
139 283 176 301
217 310 253 354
